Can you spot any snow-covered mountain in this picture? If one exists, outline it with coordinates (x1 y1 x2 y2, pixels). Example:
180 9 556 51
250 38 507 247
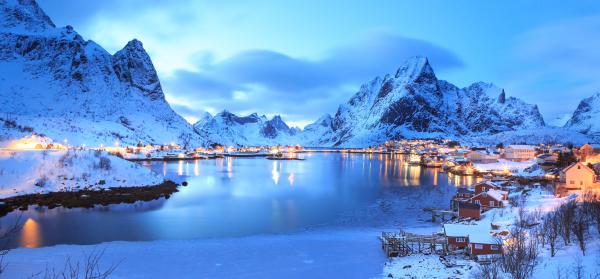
193 111 302 146
0 0 201 147
315 56 546 147
564 92 600 138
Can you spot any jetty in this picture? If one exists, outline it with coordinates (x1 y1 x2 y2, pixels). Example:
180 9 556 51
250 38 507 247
380 230 448 257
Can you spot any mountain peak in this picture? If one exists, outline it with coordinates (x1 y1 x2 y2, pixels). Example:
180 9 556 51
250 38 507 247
394 56 436 83
1 0 55 32
112 39 164 101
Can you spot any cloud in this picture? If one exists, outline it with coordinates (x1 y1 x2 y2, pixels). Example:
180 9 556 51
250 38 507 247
162 33 463 126
507 14 600 122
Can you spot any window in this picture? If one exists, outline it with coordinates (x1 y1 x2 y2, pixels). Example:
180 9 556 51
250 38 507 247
456 237 466 243
489 201 494 206
578 166 581 169
474 244 483 250
475 200 481 205
580 181 583 185
491 245 498 250
570 180 575 184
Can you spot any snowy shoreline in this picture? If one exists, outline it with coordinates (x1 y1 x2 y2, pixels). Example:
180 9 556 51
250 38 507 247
0 150 178 215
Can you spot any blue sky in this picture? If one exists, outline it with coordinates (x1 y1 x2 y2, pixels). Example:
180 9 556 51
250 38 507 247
38 0 600 127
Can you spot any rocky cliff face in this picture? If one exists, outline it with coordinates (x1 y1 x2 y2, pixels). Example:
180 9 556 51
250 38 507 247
322 56 545 147
564 92 600 138
193 111 301 146
0 0 201 146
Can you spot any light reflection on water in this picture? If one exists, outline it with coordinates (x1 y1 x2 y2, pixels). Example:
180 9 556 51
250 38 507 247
2 153 482 248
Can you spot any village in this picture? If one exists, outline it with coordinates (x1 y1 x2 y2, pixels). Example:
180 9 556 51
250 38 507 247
3 135 600 278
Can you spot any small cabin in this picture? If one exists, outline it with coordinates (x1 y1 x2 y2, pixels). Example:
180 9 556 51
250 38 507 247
458 202 481 220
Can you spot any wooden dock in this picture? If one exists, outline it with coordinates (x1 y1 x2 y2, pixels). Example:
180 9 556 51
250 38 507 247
423 207 456 222
380 230 448 257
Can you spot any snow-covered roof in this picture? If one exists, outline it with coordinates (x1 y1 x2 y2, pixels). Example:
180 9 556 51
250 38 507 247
487 189 507 200
469 230 500 245
443 224 473 237
443 222 494 243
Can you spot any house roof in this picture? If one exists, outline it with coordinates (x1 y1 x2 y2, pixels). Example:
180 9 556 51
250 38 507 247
443 222 492 240
469 230 501 244
561 162 595 175
472 190 503 202
443 223 475 237
487 189 507 200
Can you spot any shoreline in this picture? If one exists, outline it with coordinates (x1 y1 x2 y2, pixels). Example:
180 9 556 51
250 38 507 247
0 180 179 217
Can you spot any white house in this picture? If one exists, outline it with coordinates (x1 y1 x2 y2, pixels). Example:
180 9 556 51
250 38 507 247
560 162 599 190
504 145 536 161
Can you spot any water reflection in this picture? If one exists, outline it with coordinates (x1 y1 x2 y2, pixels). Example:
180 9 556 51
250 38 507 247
21 218 41 248
2 153 484 248
271 161 280 184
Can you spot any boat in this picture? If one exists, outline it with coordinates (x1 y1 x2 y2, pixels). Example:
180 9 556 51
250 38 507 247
266 152 305 160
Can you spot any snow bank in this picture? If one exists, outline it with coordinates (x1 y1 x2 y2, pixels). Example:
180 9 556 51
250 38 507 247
0 150 163 199
4 229 385 279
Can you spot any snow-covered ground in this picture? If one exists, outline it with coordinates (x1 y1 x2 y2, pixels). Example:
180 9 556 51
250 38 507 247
473 159 547 177
0 149 163 198
3 229 386 279
383 187 600 279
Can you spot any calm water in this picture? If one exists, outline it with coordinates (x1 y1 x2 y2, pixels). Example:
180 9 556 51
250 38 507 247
2 153 481 248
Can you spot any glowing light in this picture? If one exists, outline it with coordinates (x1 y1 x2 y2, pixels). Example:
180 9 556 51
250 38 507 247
288 173 295 185
271 161 280 184
178 160 184 175
21 218 41 248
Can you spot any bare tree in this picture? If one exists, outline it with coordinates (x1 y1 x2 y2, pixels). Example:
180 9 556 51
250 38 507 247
572 208 588 255
543 213 560 257
472 259 504 279
557 201 576 245
30 248 121 279
501 225 539 279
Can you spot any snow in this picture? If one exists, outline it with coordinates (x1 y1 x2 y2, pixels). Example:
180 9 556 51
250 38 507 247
443 222 497 244
0 2 202 147
3 229 386 279
486 189 506 201
474 159 536 173
0 149 163 198
194 111 304 147
383 187 600 278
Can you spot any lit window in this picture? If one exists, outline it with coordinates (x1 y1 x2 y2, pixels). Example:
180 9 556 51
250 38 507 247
491 245 498 250
474 244 483 250
489 201 494 206
456 237 465 243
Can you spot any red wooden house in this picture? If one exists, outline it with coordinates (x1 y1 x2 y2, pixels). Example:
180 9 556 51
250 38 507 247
443 223 470 250
457 202 481 219
468 231 502 258
470 190 504 210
